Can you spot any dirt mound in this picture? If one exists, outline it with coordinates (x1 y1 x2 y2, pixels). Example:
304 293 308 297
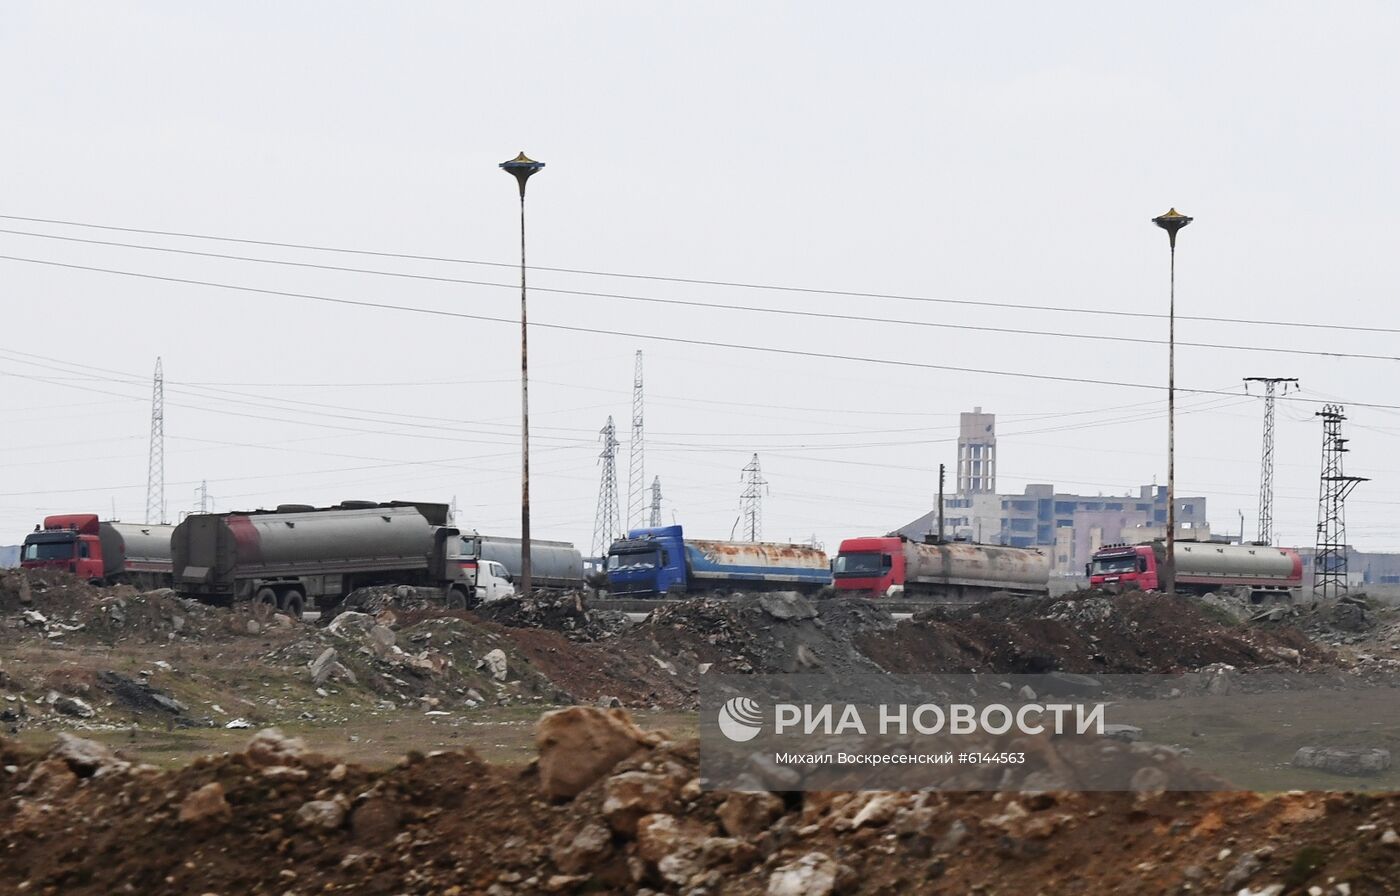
857 592 1328 674
5 720 1400 895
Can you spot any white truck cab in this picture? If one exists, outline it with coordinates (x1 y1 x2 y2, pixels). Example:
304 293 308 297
477 559 515 603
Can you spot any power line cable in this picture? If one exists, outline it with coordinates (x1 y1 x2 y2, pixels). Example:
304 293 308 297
9 253 1400 408
5 214 1400 337
3 227 1398 359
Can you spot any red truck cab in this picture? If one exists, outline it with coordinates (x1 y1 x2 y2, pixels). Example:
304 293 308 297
21 514 106 580
1086 544 1154 591
832 536 904 595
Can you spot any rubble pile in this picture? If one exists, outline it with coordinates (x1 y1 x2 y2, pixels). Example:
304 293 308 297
473 591 632 642
624 593 895 677
5 713 1400 895
857 592 1328 674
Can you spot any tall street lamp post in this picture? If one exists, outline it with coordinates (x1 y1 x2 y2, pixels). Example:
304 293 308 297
1151 207 1192 595
501 152 545 595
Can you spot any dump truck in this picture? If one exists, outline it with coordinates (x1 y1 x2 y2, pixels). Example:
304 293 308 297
832 535 1049 602
20 514 174 589
171 501 483 617
605 524 831 596
1087 541 1302 598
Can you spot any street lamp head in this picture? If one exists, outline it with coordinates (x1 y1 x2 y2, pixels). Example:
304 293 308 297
500 151 545 199
1152 207 1193 249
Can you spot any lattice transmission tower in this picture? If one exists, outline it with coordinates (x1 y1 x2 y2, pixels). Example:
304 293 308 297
649 476 662 528
739 454 768 542
1313 405 1367 601
145 357 165 525
592 416 622 558
1244 376 1298 545
627 350 646 528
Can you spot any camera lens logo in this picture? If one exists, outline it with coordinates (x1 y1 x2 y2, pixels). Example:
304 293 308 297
717 696 764 742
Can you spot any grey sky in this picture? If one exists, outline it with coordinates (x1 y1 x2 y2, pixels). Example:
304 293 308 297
2 2 1397 553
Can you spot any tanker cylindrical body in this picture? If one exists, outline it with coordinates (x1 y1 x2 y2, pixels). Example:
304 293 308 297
172 501 466 612
97 522 176 581
477 536 584 590
685 539 831 589
901 540 1050 594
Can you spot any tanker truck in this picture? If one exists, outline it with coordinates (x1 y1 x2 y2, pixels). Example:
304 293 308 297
1087 541 1302 598
605 525 831 596
832 535 1049 602
172 501 487 617
20 514 174 589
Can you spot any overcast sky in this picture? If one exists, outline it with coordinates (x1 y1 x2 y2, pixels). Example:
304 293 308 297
2 2 1397 555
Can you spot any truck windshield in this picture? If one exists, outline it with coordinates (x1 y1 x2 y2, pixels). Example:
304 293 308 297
833 552 888 577
22 541 75 561
608 550 658 570
1091 555 1138 575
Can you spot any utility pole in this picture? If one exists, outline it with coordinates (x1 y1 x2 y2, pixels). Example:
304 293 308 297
1244 377 1298 545
628 350 646 528
936 463 946 543
145 357 165 525
740 454 768 543
499 151 545 595
1314 405 1368 601
649 476 662 528
591 416 621 558
1152 208 1193 595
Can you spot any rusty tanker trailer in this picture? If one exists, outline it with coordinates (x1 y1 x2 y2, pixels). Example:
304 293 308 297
171 501 475 617
833 535 1050 602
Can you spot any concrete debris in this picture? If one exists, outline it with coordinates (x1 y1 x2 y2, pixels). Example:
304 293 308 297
50 693 95 718
767 851 840 896
178 781 233 825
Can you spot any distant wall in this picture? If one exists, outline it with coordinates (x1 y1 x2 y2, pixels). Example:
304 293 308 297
0 545 18 568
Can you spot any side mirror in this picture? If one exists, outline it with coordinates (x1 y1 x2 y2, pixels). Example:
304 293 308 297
1084 563 1090 577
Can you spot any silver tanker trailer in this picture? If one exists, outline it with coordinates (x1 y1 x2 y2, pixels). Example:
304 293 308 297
172 501 476 617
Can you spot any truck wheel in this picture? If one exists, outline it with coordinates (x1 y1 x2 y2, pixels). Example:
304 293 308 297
446 587 469 610
280 590 305 620
253 587 279 620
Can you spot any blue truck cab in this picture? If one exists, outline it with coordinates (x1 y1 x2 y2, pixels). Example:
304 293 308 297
604 525 831 597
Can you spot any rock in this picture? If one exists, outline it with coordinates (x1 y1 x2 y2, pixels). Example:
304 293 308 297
479 648 509 682
1239 886 1284 896
535 707 660 800
1221 851 1263 891
850 793 900 829
295 798 347 830
596 695 622 709
309 647 339 685
368 624 397 655
246 728 308 767
179 782 232 825
51 694 95 718
551 822 613 874
327 610 375 638
51 733 122 777
1382 829 1400 847
1103 724 1143 743
1291 747 1391 777
18 758 79 799
758 592 818 620
767 852 839 896
603 771 678 836
637 814 710 886
1017 684 1037 701
225 718 253 729
717 790 785 838
21 609 48 627
245 619 261 635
